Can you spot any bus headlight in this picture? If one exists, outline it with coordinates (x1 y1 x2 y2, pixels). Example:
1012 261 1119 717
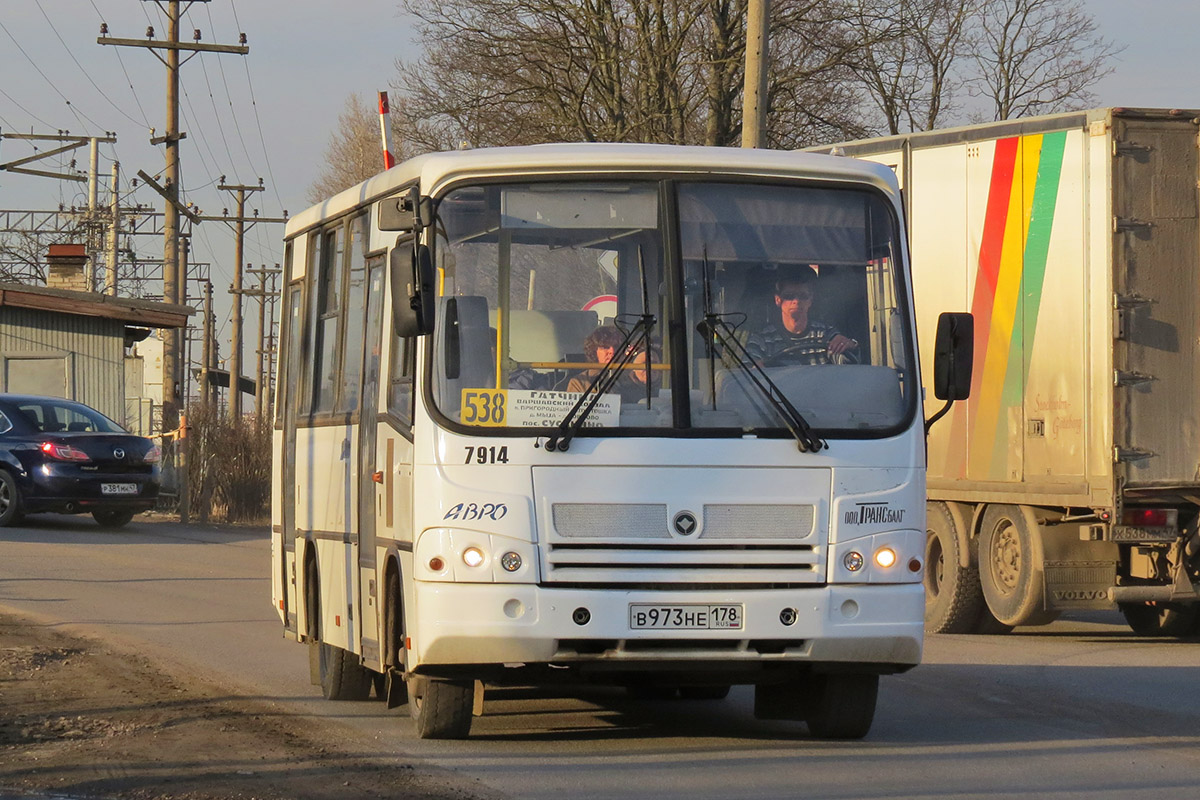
462 546 486 568
415 529 536 583
832 530 924 583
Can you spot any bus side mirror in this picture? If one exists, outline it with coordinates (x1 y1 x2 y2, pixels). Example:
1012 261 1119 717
933 311 973 401
926 311 973 435
391 241 436 337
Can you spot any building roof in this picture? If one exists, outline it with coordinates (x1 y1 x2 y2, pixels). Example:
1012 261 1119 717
0 282 193 329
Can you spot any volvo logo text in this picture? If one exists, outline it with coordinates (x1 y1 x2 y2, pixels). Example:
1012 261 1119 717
672 511 698 536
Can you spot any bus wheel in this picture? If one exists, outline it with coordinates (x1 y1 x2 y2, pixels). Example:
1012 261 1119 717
408 675 474 739
924 502 984 633
979 505 1057 627
1119 602 1199 637
804 674 878 740
318 642 372 701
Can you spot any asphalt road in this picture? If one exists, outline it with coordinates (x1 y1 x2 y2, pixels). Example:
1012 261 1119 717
2 517 1198 799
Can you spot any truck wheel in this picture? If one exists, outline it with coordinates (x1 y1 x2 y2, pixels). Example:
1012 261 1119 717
408 675 474 739
1119 602 1200 637
979 505 1052 627
924 502 984 633
805 674 879 740
318 641 373 700
972 605 1014 635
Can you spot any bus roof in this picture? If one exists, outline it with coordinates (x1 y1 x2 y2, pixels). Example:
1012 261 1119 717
285 143 901 238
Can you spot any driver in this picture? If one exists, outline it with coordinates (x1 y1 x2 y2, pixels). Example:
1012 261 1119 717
745 265 857 365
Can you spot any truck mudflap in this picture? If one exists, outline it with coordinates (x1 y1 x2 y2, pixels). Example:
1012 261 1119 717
1043 560 1118 609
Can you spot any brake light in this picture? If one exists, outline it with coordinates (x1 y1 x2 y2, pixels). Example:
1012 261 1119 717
1121 508 1178 528
144 445 161 463
41 441 91 462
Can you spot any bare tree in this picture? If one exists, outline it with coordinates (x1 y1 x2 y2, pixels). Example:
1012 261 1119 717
393 1 875 151
0 227 81 284
307 93 392 204
970 0 1119 120
843 0 976 135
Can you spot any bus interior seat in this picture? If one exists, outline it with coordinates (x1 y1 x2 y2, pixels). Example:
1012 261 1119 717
490 309 599 366
714 364 904 428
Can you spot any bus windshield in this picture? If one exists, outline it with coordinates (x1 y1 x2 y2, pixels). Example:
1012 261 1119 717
430 179 913 436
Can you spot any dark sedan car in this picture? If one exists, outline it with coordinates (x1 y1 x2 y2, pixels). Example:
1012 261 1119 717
0 394 160 528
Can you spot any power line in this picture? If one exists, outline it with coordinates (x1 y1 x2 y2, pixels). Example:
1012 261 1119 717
224 0 284 212
87 0 153 129
0 18 105 134
204 5 256 179
35 0 144 128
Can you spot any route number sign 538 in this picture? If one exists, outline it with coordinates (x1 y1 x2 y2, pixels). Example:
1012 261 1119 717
461 389 507 426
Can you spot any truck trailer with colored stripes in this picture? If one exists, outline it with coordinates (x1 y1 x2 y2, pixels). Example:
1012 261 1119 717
814 108 1200 636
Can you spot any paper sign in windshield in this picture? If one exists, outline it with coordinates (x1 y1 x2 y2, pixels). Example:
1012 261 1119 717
507 389 620 428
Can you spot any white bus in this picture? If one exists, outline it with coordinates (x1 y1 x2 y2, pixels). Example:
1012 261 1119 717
271 144 971 739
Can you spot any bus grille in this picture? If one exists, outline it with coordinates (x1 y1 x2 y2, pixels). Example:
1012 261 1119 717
544 502 822 584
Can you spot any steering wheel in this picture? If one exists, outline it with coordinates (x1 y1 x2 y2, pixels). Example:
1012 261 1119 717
762 342 859 367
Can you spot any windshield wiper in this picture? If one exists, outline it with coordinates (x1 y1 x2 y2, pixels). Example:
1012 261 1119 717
545 313 654 452
546 244 656 452
696 253 825 452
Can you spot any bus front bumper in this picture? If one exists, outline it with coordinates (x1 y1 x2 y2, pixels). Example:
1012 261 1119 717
410 582 923 674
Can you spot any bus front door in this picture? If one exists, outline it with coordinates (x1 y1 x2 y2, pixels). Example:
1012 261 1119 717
357 260 387 666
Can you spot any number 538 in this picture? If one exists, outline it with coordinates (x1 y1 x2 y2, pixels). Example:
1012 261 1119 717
461 389 507 426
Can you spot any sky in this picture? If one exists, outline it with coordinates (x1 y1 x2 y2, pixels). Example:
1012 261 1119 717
1 0 1199 375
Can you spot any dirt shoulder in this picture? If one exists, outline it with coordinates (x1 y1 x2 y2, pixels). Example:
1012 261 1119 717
0 611 480 800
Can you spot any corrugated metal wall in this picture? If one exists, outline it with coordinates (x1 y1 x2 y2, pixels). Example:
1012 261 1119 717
0 307 126 422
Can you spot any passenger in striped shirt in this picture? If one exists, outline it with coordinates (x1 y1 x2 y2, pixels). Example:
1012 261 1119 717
745 265 857 366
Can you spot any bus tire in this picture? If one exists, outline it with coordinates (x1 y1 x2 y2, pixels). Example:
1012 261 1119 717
979 505 1053 627
408 675 474 739
804 674 878 740
305 555 321 685
319 641 373 701
1119 602 1200 637
924 502 984 633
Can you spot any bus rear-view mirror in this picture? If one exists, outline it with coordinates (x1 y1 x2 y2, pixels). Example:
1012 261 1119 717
391 241 436 337
933 311 973 401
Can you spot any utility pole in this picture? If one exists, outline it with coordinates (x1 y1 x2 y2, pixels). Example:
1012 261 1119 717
106 161 120 295
200 279 213 406
99 4 248 510
200 181 286 421
742 0 770 149
247 264 282 422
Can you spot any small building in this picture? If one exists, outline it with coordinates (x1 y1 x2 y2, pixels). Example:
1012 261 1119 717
0 272 192 428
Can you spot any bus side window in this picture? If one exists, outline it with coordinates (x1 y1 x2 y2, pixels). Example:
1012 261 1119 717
311 225 344 414
389 330 415 428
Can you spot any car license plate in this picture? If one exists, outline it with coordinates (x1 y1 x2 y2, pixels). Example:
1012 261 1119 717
101 483 138 495
629 604 743 630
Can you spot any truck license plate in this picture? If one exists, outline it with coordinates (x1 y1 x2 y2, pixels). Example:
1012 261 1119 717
101 483 138 495
1111 525 1176 542
629 604 743 630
